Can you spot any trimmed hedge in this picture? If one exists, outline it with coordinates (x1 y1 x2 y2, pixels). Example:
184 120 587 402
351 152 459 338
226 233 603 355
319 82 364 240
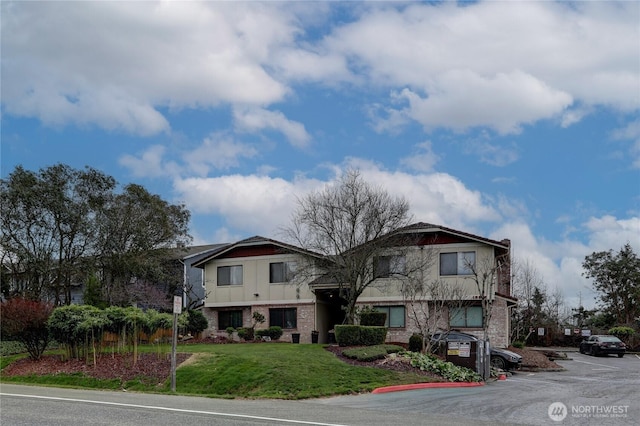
342 344 404 362
335 325 387 346
360 311 387 326
255 326 283 341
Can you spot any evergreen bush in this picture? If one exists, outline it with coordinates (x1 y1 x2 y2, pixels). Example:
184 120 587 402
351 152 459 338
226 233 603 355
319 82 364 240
409 333 423 352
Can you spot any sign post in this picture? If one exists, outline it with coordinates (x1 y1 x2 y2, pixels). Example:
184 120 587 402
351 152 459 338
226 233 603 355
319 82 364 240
171 295 182 392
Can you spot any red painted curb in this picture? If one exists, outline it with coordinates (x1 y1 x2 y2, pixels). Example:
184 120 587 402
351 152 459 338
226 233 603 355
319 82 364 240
372 381 485 394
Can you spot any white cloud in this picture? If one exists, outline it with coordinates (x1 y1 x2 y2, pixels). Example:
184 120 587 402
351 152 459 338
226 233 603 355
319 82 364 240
174 174 305 236
119 145 180 178
233 107 311 148
584 216 640 250
119 134 259 178
175 159 502 241
182 133 259 176
493 214 640 310
400 141 440 172
463 139 520 167
611 119 640 169
561 107 592 128
390 71 573 135
3 1 637 137
2 1 293 134
323 1 638 132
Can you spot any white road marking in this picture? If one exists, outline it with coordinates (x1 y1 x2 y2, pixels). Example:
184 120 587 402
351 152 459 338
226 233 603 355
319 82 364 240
635 354 640 360
0 393 348 426
572 359 619 369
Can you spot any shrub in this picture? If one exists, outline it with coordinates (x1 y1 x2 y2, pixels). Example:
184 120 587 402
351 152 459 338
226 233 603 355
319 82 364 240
225 327 236 339
608 326 635 339
360 326 387 345
335 325 361 346
237 327 254 341
342 344 403 362
404 351 483 382
251 311 266 328
0 298 54 360
335 325 387 346
186 310 208 336
268 326 283 340
512 341 525 349
409 333 423 352
359 307 387 326
255 328 270 339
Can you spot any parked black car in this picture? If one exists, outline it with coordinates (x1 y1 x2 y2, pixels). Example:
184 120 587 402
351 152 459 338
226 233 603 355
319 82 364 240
430 331 523 371
579 335 626 357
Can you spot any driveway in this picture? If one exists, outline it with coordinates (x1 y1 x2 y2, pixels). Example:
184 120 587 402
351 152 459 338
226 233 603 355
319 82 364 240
312 351 640 425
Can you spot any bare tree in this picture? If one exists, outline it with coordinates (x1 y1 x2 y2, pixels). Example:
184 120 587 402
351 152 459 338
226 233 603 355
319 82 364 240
510 257 545 342
465 251 510 343
282 169 412 324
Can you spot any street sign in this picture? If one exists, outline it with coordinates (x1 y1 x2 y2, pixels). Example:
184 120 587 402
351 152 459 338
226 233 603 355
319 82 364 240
173 295 182 314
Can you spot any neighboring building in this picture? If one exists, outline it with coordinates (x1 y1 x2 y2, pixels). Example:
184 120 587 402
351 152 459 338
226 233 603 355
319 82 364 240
180 244 229 309
193 223 516 347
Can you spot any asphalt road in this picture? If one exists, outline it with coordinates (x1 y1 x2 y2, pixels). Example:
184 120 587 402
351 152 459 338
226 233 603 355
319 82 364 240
1 351 638 425
316 351 640 425
0 383 504 426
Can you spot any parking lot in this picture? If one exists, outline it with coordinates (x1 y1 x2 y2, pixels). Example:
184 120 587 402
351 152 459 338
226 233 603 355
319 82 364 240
314 351 640 425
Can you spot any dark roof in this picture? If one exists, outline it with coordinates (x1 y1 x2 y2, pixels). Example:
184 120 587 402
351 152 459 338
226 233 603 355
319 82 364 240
190 224 510 269
394 222 510 249
180 244 229 258
191 235 323 268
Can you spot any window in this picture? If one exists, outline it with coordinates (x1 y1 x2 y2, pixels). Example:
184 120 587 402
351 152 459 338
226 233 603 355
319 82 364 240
217 265 243 286
374 255 406 278
440 252 475 275
219 310 243 329
450 306 483 328
269 308 297 329
373 306 406 328
269 261 297 283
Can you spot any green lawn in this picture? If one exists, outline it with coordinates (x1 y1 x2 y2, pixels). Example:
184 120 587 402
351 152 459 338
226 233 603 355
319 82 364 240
1 343 438 399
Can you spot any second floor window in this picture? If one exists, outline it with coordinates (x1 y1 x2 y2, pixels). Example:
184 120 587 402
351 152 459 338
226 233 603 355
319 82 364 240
269 261 296 283
217 265 243 286
374 255 406 278
440 251 475 276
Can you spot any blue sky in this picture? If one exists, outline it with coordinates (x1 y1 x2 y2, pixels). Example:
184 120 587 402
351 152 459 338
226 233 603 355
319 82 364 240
2 1 639 311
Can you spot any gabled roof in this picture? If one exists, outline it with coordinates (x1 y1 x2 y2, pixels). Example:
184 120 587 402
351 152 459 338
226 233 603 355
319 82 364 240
181 244 229 259
393 222 510 250
182 244 230 263
191 235 323 268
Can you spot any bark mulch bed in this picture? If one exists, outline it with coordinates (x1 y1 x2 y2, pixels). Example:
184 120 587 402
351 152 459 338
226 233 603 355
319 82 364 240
508 347 564 371
324 345 445 381
2 352 190 385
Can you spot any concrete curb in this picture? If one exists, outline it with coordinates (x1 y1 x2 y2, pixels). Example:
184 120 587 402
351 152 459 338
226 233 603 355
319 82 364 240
372 381 485 394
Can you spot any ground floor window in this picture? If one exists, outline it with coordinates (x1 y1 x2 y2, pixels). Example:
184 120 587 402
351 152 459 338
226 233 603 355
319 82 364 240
269 308 297 329
219 310 243 329
373 306 405 328
450 306 483 328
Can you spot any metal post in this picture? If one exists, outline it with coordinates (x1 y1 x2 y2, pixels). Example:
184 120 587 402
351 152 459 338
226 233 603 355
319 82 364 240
171 295 181 392
171 312 177 392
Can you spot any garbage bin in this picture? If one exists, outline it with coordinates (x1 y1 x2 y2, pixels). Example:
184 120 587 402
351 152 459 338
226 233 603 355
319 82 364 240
291 333 300 343
311 331 319 344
